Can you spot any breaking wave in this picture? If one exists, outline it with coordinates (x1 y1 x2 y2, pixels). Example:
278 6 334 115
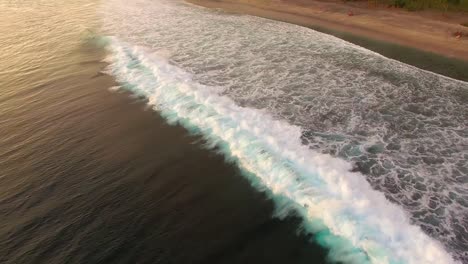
103 37 456 264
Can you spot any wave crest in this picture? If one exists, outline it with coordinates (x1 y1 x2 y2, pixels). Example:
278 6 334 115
104 37 456 264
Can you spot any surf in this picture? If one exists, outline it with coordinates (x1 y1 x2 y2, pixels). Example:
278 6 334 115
103 37 456 264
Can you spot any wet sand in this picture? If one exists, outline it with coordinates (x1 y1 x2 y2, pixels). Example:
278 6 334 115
188 0 468 81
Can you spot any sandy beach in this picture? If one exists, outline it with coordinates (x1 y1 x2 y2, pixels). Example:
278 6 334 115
188 0 468 61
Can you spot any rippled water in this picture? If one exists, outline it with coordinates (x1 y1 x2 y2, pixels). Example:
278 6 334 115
101 0 468 262
1 1 332 263
2 0 467 263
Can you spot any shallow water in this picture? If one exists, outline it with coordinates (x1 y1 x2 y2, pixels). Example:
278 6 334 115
100 0 468 263
0 1 330 263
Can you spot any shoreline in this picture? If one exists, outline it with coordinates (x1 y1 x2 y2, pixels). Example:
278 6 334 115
187 0 468 81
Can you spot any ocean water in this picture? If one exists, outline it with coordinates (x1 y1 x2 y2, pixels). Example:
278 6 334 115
1 0 467 263
100 0 468 263
0 1 329 263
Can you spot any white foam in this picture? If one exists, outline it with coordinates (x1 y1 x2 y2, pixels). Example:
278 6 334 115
108 85 121 92
100 0 468 261
104 38 457 264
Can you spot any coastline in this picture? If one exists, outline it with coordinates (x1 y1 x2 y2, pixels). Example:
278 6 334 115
187 0 468 81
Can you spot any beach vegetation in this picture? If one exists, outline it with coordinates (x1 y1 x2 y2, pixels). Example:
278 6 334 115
349 0 468 11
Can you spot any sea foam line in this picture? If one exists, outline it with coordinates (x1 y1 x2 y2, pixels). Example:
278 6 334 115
103 37 456 264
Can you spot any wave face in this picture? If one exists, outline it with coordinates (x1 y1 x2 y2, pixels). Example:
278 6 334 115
101 0 468 262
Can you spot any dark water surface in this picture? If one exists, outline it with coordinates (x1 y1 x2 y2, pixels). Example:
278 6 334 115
0 1 328 263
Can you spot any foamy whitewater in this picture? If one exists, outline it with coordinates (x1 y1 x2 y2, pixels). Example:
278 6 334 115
100 0 468 263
